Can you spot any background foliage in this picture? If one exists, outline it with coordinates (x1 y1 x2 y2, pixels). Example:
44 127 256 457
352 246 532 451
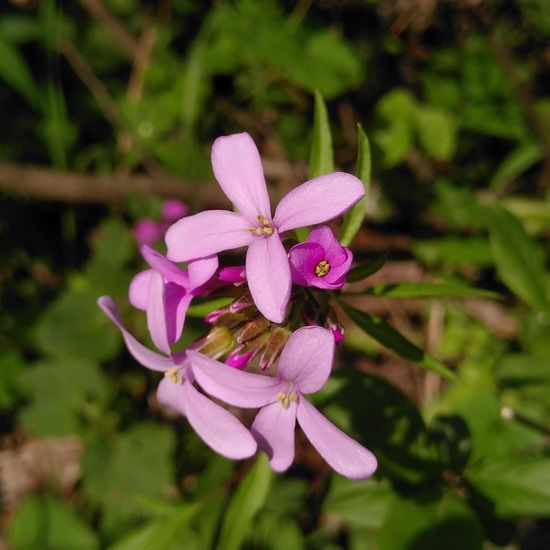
1 0 550 548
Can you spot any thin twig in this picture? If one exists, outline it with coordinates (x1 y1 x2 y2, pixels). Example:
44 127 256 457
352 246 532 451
77 0 139 61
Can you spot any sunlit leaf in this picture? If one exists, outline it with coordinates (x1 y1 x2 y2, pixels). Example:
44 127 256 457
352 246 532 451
309 89 333 179
217 454 273 550
364 281 500 300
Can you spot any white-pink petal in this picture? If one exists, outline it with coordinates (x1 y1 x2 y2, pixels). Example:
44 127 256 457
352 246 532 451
182 380 258 460
157 376 185 415
246 235 291 324
187 255 218 290
165 210 253 262
129 269 153 310
251 402 297 473
97 296 173 372
146 272 171 355
141 245 187 285
188 351 280 408
211 133 272 224
273 173 365 233
296 399 377 480
278 326 335 394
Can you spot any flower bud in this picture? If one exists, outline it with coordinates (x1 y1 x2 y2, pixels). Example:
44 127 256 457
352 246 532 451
219 266 246 286
327 308 345 344
229 292 256 313
259 327 290 370
235 316 270 344
193 325 235 359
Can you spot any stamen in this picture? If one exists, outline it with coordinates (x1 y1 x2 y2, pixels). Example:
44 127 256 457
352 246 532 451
247 215 274 237
315 260 331 277
164 367 182 384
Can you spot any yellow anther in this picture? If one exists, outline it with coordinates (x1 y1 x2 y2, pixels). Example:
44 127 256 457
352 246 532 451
263 226 273 236
276 392 285 403
289 391 297 402
315 260 331 277
283 397 290 409
164 368 181 384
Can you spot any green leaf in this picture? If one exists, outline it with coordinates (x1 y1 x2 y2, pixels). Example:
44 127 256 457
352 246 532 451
415 105 457 161
187 297 233 318
7 494 99 550
495 353 550 386
309 90 333 178
364 281 500 300
490 140 544 190
340 302 456 381
109 504 201 550
485 205 550 312
412 237 493 267
467 456 550 517
18 357 108 436
346 253 388 283
217 454 273 550
324 477 394 529
0 35 38 106
379 493 483 550
340 125 371 246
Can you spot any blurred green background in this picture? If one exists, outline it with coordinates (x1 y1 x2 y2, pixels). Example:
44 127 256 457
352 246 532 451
1 0 550 548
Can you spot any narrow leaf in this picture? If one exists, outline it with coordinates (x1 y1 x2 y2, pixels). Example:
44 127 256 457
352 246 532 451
363 281 500 300
309 90 334 178
340 301 456 381
485 205 550 312
217 455 273 550
346 253 388 283
340 124 371 246
0 35 38 107
490 141 543 190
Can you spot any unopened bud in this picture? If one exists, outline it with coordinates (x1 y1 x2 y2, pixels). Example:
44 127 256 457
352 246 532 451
194 325 235 360
219 266 246 286
235 316 270 344
259 327 290 370
229 293 256 313
327 308 345 344
225 332 270 369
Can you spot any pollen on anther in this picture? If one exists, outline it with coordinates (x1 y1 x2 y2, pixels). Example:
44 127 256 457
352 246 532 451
315 260 331 277
164 368 181 384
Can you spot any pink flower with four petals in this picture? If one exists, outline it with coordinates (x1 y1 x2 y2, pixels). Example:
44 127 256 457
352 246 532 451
165 133 364 323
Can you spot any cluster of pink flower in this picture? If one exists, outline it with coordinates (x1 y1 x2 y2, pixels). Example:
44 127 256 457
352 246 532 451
98 133 377 479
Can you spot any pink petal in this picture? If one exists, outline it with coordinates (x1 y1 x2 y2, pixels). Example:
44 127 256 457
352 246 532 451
251 402 297 472
133 219 161 246
157 376 185 415
273 173 365 233
188 351 280 408
161 199 189 221
129 270 153 310
146 272 171 355
323 248 353 287
165 210 253 262
246 235 291 324
182 380 258 460
187 255 219 290
308 226 348 267
288 242 325 286
97 296 173 372
218 265 246 285
165 288 193 344
211 133 271 223
141 245 187 285
297 399 378 480
278 326 334 394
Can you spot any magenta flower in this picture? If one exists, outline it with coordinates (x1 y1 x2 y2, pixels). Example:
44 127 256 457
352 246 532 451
97 296 257 460
189 326 377 479
128 245 218 355
133 219 162 247
161 199 189 221
289 226 353 290
165 133 364 323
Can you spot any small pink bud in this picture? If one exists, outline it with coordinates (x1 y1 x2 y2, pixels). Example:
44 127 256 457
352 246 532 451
133 219 161 246
219 266 246 285
225 346 255 370
161 199 189 221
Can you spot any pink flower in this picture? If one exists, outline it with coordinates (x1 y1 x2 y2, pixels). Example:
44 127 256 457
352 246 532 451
97 296 257 460
128 245 218 354
161 199 189 221
289 226 353 290
133 219 162 247
189 326 377 479
165 133 364 323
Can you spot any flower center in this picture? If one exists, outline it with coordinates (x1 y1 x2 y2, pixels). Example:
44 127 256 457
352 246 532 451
248 215 274 237
164 367 183 384
276 381 298 409
315 260 331 277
